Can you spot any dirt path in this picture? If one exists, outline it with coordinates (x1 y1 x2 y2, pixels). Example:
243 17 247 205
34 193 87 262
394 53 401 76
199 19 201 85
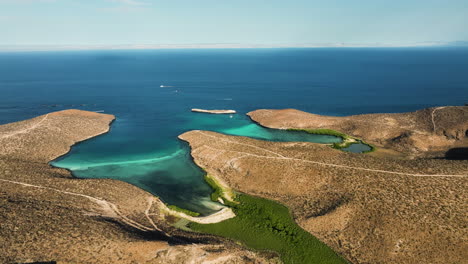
431 107 446 133
196 130 285 158
196 131 468 178
0 178 161 232
0 177 235 229
0 116 235 229
0 114 49 140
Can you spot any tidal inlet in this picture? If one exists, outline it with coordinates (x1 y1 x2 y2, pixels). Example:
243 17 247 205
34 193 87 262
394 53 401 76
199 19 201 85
1 1 468 264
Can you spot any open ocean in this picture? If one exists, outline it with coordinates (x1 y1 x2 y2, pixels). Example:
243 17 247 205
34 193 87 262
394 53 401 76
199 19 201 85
1 47 467 213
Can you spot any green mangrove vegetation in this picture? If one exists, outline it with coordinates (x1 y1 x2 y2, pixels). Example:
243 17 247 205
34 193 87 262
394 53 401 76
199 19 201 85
167 205 200 217
204 174 236 203
287 128 376 153
287 128 348 139
178 128 374 263
189 194 347 264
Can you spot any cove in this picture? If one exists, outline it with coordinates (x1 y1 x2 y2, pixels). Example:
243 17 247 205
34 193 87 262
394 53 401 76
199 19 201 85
51 112 371 214
50 113 354 262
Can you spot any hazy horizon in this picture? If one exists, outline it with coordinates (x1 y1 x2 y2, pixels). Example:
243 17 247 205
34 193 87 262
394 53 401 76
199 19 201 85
1 1 467 50
1 41 468 52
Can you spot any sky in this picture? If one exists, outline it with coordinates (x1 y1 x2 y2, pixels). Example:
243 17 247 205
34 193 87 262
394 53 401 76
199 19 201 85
0 0 467 49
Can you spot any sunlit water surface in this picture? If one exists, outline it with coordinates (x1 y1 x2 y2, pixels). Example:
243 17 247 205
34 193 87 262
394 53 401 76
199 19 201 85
1 48 467 214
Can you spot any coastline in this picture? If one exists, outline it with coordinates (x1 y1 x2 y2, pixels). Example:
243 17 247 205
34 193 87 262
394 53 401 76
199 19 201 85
0 110 273 263
179 132 349 264
46 111 236 224
246 113 375 153
3 107 466 263
48 115 116 163
179 107 468 264
247 107 468 157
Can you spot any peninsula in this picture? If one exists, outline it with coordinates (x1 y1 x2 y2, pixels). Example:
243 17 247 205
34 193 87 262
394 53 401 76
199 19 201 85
248 107 468 157
179 106 468 264
0 110 277 264
192 108 237 114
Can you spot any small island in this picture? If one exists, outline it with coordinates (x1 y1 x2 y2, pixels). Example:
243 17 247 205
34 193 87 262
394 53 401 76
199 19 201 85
192 108 236 114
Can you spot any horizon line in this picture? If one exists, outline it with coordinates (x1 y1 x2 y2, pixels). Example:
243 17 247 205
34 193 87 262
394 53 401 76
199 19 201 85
0 41 467 52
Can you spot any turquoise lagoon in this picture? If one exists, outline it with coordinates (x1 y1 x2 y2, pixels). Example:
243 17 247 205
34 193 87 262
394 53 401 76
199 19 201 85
51 112 344 214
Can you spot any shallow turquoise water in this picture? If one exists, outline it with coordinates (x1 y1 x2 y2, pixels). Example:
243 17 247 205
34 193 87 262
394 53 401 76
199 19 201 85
51 113 343 215
342 142 373 153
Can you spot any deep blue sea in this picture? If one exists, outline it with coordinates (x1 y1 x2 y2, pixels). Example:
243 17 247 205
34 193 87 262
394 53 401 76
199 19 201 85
1 48 467 214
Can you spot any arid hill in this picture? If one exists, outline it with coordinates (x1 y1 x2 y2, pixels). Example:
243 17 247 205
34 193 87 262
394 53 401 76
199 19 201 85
0 110 276 264
248 106 468 157
180 122 468 263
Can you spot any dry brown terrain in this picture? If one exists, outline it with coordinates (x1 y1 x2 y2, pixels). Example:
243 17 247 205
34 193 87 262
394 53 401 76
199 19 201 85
179 107 468 264
248 107 468 157
0 110 277 264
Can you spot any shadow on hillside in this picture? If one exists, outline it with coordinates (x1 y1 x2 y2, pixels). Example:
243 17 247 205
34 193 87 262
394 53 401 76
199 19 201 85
445 147 468 160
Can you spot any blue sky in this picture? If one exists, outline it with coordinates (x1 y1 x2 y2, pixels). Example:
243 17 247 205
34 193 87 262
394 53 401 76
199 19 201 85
0 0 467 48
